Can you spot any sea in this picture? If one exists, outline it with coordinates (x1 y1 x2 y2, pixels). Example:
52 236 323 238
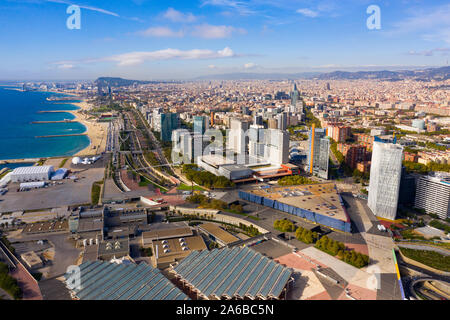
0 86 90 160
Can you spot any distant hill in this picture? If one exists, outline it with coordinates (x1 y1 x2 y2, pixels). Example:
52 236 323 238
315 66 450 81
194 72 321 81
95 77 153 87
96 66 450 83
95 77 182 87
194 66 450 81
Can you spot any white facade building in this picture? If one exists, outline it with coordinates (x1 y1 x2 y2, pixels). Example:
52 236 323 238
414 173 450 220
368 141 404 220
227 119 249 155
264 129 289 166
10 166 54 183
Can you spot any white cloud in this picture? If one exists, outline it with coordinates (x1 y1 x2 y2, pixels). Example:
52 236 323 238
54 47 237 67
201 0 256 16
191 24 246 39
244 62 258 69
163 8 197 23
208 65 218 69
296 8 319 18
137 27 184 38
57 64 74 70
407 48 450 56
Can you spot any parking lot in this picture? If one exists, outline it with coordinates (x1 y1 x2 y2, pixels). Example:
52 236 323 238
0 165 105 213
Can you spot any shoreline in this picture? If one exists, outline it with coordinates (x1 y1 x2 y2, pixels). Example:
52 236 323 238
0 91 107 162
68 100 108 157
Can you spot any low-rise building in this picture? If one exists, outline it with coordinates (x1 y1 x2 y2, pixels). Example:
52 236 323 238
198 222 240 246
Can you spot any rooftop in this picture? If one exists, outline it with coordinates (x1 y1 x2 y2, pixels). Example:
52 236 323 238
65 260 189 300
23 220 68 234
200 154 235 168
172 246 292 300
153 236 207 266
143 226 193 241
199 223 239 245
247 183 348 222
97 238 130 259
11 165 54 175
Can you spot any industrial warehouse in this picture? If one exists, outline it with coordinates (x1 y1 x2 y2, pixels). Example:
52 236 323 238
10 165 55 182
64 260 189 300
170 246 293 300
239 183 352 233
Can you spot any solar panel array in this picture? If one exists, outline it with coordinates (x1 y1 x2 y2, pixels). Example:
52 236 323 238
173 246 292 300
65 261 189 300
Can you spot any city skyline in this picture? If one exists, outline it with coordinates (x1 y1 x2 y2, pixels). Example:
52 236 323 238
1 0 450 80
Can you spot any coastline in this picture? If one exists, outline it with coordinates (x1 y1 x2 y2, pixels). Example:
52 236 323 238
68 100 108 157
0 88 106 162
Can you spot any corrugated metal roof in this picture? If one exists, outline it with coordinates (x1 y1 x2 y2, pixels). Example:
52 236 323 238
173 247 292 300
65 261 189 300
11 165 54 175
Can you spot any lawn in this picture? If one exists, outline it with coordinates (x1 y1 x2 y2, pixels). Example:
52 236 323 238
177 183 205 192
399 247 450 272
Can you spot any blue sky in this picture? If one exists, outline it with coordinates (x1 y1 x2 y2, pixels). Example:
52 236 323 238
1 0 449 80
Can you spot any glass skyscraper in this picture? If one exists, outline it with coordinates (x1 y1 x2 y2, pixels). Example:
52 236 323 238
307 126 330 180
193 116 209 135
160 113 180 142
290 83 300 106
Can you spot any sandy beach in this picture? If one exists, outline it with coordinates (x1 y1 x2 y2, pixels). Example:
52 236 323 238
69 100 108 157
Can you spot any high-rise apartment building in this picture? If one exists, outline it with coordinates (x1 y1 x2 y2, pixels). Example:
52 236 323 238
338 143 370 169
268 118 278 129
368 141 404 220
414 173 450 220
328 125 351 143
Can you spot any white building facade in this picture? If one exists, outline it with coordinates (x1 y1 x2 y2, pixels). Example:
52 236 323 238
368 141 404 220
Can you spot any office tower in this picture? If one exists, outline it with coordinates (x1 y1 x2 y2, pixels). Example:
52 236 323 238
228 119 249 154
276 112 288 131
193 116 209 135
414 173 450 219
290 83 300 106
253 115 263 126
264 129 289 166
210 111 214 127
326 82 331 90
248 124 266 162
399 168 417 206
160 113 180 142
171 129 191 164
368 141 403 220
172 130 208 164
307 125 330 179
